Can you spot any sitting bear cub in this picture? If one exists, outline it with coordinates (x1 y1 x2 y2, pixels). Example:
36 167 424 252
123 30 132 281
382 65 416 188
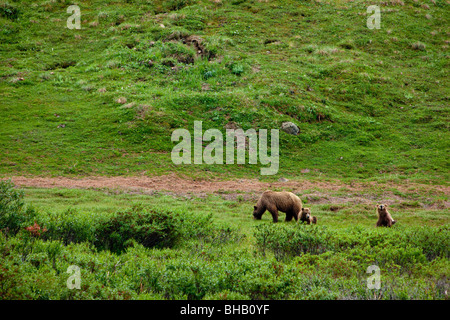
376 204 396 227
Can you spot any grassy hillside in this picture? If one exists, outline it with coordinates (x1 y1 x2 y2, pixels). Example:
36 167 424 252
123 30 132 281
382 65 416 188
0 0 448 183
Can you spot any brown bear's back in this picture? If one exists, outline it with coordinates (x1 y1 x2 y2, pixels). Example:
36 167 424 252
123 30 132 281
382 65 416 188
260 191 302 213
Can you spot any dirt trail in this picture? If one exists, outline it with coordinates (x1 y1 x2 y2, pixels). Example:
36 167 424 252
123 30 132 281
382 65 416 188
5 174 449 207
8 174 340 196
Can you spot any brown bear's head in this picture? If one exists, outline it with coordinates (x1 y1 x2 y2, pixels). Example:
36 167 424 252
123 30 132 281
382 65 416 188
377 204 387 214
301 207 311 219
253 206 262 219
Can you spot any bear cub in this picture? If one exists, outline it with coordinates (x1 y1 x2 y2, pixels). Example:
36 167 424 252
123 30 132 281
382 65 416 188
299 207 317 225
376 204 396 227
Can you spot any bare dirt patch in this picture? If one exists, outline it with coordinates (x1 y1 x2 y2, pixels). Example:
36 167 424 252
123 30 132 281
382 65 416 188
4 174 449 208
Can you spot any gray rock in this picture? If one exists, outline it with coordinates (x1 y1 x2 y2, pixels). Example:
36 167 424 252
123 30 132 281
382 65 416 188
281 122 299 135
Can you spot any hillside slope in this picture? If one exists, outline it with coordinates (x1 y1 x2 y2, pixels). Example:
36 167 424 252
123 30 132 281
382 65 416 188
0 0 448 183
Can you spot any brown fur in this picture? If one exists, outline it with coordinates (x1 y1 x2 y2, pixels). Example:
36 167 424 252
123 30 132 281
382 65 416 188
376 204 396 227
299 207 317 225
253 191 302 223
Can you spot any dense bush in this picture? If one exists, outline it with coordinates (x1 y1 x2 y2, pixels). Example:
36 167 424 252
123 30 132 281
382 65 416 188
254 224 332 260
40 209 99 245
95 206 179 253
0 228 448 300
395 225 449 261
0 3 20 20
0 180 36 236
253 223 449 273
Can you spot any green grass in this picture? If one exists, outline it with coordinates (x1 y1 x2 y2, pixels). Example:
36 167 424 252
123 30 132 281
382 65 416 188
0 0 449 183
21 185 449 230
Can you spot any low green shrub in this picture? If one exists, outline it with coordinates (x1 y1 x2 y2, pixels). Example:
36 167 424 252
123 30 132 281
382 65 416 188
0 180 37 236
41 209 98 245
253 223 449 270
398 225 449 261
254 224 332 260
95 205 179 253
0 3 20 20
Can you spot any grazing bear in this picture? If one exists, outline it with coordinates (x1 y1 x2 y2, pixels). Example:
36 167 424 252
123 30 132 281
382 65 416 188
299 207 317 225
253 191 302 223
376 204 396 227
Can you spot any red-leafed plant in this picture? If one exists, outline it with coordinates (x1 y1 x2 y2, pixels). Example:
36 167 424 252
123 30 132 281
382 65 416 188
25 221 47 237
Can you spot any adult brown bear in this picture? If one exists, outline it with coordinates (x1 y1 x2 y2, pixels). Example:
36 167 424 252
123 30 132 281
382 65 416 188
253 191 302 223
376 204 396 227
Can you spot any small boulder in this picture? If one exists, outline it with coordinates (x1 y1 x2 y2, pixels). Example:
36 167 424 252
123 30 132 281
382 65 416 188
281 122 299 135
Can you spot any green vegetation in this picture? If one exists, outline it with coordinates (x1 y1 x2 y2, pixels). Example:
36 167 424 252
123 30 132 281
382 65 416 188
0 0 448 182
1 180 448 299
0 0 448 300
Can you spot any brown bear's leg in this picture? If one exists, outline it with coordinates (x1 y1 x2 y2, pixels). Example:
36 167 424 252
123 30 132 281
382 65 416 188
286 210 299 222
267 206 278 223
285 211 293 222
376 219 382 227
